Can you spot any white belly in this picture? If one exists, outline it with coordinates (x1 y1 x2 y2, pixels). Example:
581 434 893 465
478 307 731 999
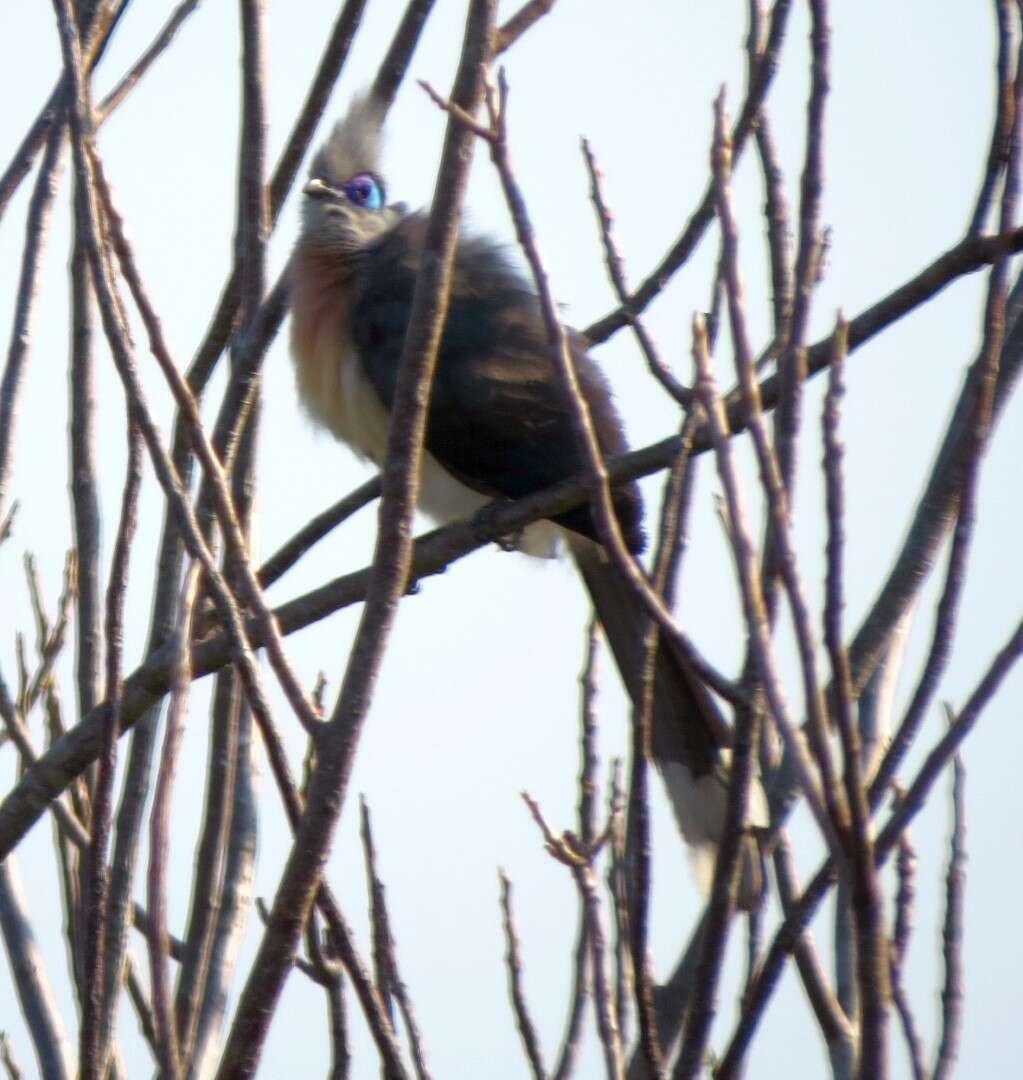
292 309 560 557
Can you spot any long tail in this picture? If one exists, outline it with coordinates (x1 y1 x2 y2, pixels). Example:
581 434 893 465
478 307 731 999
569 535 764 911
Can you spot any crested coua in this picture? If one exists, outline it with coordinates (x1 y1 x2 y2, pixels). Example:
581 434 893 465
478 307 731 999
291 96 764 908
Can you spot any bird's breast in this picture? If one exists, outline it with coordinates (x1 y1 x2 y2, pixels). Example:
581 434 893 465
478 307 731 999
290 249 392 464
289 246 560 557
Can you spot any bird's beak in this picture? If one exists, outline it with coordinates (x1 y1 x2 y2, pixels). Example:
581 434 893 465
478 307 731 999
303 178 344 202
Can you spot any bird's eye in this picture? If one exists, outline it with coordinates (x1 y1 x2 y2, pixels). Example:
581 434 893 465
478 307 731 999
343 173 384 210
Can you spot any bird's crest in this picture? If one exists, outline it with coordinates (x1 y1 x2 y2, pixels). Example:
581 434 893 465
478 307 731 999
310 93 386 188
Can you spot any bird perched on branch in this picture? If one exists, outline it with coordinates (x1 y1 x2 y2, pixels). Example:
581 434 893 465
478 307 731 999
290 95 763 908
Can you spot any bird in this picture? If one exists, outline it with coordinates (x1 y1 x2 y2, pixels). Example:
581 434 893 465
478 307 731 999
289 95 763 909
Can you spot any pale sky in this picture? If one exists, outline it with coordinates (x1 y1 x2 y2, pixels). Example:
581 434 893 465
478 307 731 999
1 1 1020 1077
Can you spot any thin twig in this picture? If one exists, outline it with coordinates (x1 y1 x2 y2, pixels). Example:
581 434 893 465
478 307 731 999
0 1032 22 1080
124 951 160 1062
0 857 74 1079
522 794 623 1080
552 626 600 1079
691 313 836 845
773 0 830 503
69 139 104 731
581 138 692 406
270 0 371 219
359 799 432 1079
772 834 854 1062
716 607 1023 1078
821 315 890 1080
257 477 381 588
187 701 259 1076
715 91 846 836
94 1 202 124
889 827 926 1080
89 150 322 738
0 0 119 222
81 415 143 1080
0 124 64 514
584 0 794 344
173 670 240 1063
499 872 547 1080
968 0 1016 235
423 72 744 714
147 563 201 1080
627 419 701 1078
931 749 967 1080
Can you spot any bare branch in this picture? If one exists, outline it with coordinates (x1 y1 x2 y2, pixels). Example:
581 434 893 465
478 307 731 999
968 0 1016 235
932 752 968 1080
371 0 439 112
494 0 559 54
499 871 547 1080
821 317 890 1080
81 416 143 1079
215 5 496 1072
889 829 926 1080
584 0 794 344
0 125 64 515
146 564 201 1080
581 138 693 406
0 857 74 1080
94 1 202 124
360 799 432 1080
257 477 381 589
0 1032 23 1080
772 834 854 1068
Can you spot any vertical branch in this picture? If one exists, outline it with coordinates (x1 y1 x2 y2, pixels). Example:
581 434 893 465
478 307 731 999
772 834 854 1074
0 124 64 513
147 563 201 1080
822 321 889 1080
69 142 104 730
584 0 795 345
551 622 601 1080
673 323 763 1080
577 860 624 1080
968 0 1016 235
81 417 143 1079
188 701 259 1076
324 974 350 1080
499 872 547 1080
773 0 829 495
627 421 700 1079
707 92 844 850
359 798 432 1079
173 671 240 1065
932 753 967 1080
215 5 496 1073
889 829 926 1080
0 856 74 1080
235 0 269 318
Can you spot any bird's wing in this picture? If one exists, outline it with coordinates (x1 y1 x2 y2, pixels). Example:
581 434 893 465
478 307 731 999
351 219 644 551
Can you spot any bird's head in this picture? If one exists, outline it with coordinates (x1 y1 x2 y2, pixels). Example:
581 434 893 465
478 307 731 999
300 94 403 259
